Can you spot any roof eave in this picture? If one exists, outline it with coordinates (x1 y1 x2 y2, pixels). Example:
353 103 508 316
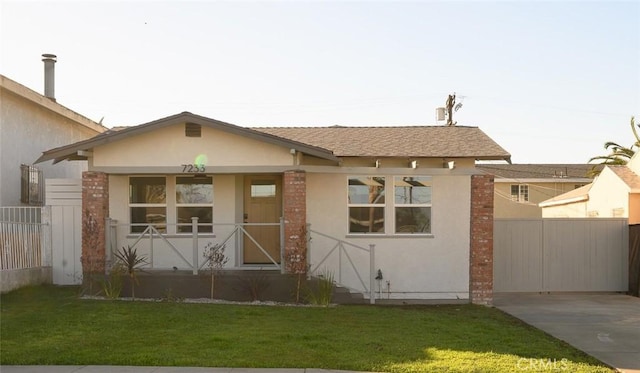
539 195 589 208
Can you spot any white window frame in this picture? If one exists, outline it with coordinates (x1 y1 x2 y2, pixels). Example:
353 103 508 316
129 176 167 234
510 184 529 202
347 176 386 234
175 175 214 234
393 176 432 234
128 175 215 235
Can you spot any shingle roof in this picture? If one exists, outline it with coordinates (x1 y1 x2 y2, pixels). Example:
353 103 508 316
477 164 600 179
253 126 510 160
608 165 640 191
36 112 511 164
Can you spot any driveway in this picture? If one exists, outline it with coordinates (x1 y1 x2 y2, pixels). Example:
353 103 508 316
494 293 640 373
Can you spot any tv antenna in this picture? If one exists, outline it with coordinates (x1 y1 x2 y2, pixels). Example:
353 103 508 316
436 92 463 126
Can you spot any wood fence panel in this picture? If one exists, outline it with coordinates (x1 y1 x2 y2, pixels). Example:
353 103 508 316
494 219 543 292
47 179 82 285
495 218 628 292
629 224 640 296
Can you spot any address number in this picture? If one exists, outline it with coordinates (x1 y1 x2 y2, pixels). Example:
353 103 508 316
182 164 206 173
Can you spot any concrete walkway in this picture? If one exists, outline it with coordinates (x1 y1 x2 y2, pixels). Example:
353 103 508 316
0 368 369 373
494 293 640 373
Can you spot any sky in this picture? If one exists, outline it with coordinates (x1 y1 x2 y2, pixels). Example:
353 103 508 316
1 0 638 164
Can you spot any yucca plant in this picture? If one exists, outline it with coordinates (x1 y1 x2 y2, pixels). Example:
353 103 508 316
113 246 147 300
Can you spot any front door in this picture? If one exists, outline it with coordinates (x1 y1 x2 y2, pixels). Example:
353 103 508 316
243 175 282 264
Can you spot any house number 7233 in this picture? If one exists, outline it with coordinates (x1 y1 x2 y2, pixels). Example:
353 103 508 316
181 164 206 173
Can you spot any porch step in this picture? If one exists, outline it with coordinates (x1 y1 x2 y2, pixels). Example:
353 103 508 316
331 284 367 305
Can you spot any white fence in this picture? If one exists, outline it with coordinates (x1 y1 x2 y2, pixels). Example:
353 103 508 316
0 207 48 270
0 206 52 292
494 218 629 292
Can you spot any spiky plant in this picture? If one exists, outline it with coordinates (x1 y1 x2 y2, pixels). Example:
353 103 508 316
113 246 147 300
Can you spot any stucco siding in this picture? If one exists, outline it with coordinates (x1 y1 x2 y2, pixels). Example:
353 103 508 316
629 194 640 224
306 172 471 300
93 125 294 168
588 168 630 217
0 89 98 205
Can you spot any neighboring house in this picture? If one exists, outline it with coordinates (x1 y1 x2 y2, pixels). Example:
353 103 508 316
0 63 106 206
477 164 597 218
36 112 511 304
540 154 640 224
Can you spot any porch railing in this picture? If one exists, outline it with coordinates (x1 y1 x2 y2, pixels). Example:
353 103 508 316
106 217 284 274
0 206 48 270
307 227 376 304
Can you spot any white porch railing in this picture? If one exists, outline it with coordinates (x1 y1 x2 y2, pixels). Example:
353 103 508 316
0 207 49 270
106 217 284 274
307 227 376 304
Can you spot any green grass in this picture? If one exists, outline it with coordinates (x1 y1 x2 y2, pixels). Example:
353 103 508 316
1 286 611 372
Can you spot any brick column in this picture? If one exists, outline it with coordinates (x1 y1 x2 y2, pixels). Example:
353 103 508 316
283 170 307 274
82 171 109 276
470 174 494 305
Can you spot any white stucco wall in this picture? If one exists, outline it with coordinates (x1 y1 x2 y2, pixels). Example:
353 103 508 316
307 172 471 300
93 125 294 168
0 79 103 206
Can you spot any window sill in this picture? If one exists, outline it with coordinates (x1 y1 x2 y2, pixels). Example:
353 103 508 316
345 234 434 239
125 234 217 239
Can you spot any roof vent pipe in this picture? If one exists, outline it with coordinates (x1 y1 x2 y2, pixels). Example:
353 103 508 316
42 53 57 101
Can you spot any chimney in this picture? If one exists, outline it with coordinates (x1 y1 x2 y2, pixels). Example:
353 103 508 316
42 53 57 101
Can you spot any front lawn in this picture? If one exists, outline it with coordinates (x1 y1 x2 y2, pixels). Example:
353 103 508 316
0 286 610 372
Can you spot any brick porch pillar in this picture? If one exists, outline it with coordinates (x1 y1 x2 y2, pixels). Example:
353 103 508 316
283 170 307 274
470 174 494 305
82 171 109 277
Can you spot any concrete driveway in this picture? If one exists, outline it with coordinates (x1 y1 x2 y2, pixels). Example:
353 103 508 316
494 293 640 373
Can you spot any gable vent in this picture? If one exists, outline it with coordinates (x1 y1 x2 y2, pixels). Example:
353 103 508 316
185 123 201 137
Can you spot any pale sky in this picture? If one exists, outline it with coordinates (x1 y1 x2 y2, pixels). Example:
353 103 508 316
1 1 638 164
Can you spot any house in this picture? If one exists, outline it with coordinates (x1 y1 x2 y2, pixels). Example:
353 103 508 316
477 164 596 218
36 112 511 304
0 55 106 207
0 56 107 293
540 154 640 224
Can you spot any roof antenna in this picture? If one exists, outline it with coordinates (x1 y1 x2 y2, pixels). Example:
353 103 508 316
445 93 457 126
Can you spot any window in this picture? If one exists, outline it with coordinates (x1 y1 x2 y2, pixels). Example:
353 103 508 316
176 176 213 233
510 184 529 202
20 164 43 206
394 176 431 234
129 177 166 233
348 176 385 233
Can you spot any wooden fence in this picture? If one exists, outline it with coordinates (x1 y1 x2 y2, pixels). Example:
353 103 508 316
629 224 640 296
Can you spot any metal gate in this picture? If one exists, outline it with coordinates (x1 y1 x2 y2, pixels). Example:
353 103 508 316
494 218 629 292
46 179 82 285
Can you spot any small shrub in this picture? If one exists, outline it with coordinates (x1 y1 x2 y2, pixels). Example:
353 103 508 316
238 274 270 301
99 262 124 299
202 242 229 299
305 269 334 306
